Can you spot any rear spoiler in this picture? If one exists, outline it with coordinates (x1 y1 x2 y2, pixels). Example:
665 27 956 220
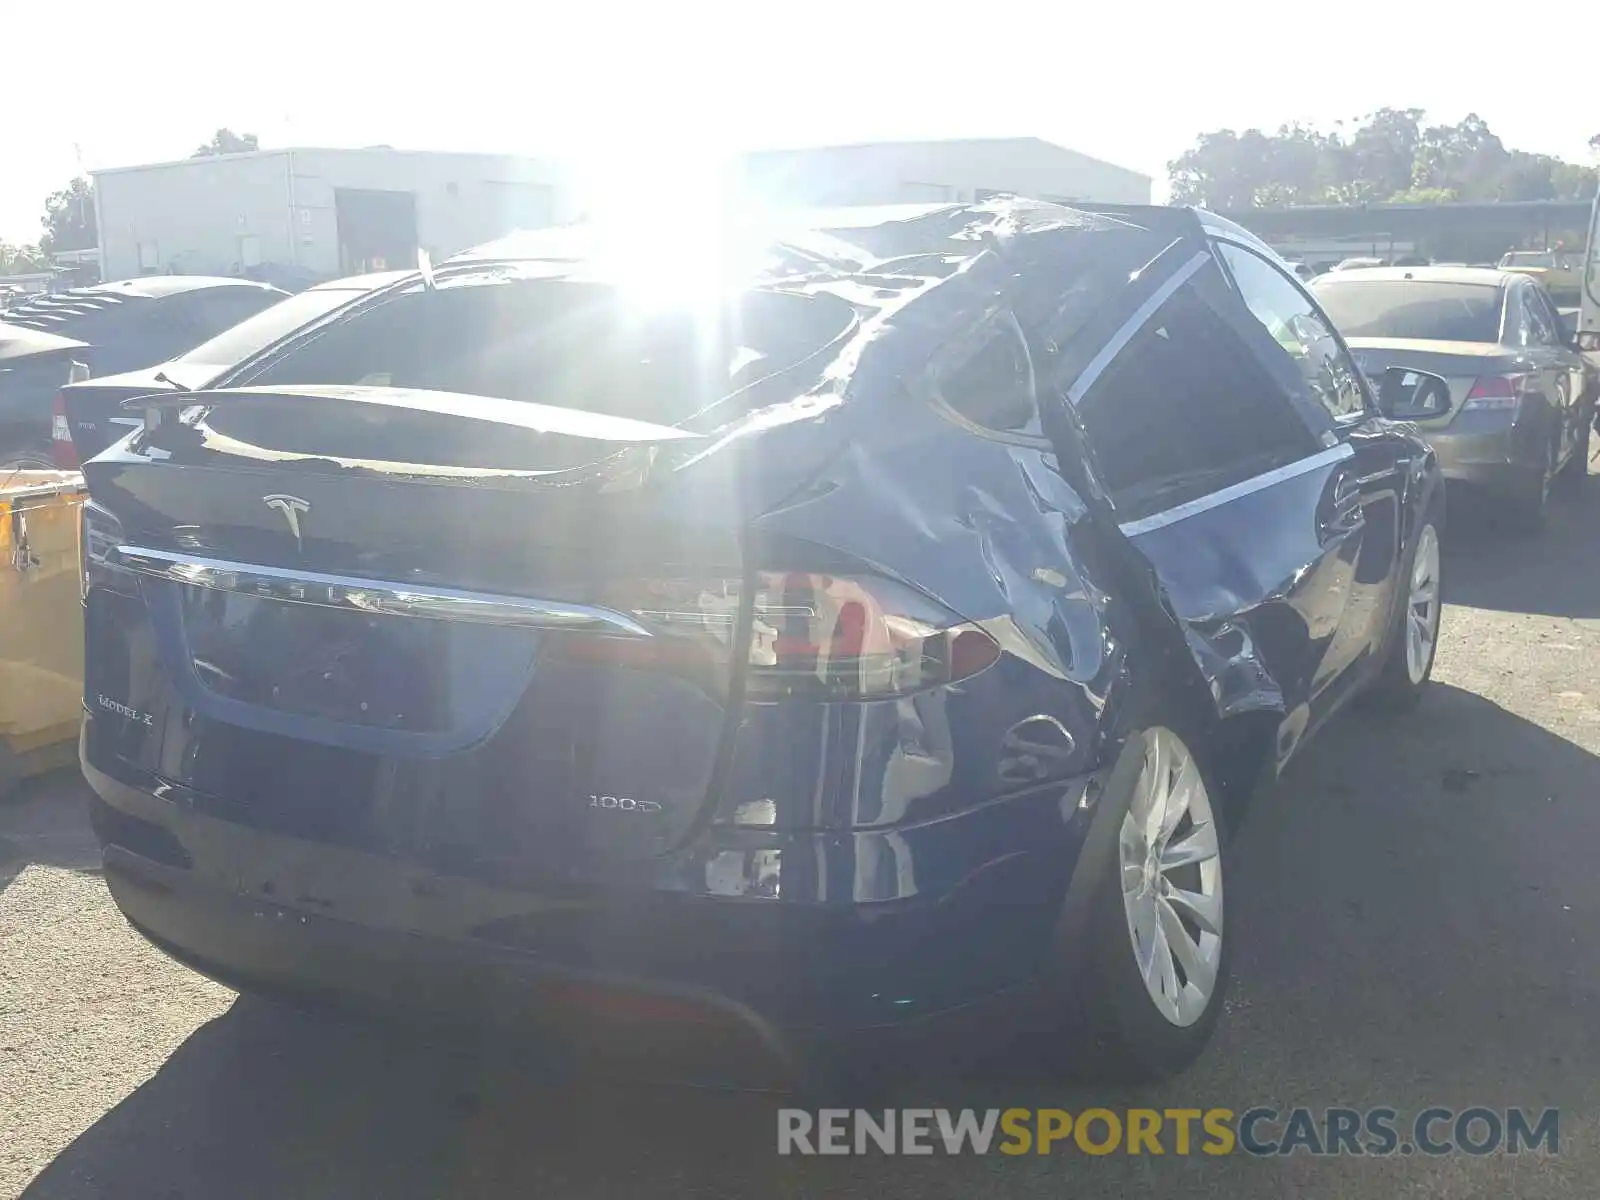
122 384 704 444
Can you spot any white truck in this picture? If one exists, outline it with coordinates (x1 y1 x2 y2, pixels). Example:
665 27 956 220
1579 191 1600 339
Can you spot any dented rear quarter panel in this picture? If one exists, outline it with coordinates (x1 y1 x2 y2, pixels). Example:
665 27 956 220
731 201 1442 822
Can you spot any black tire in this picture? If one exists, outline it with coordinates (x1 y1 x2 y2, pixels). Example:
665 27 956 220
0 437 55 475
1557 417 1591 486
0 741 19 802
1509 436 1557 529
1037 719 1232 1083
1367 503 1444 709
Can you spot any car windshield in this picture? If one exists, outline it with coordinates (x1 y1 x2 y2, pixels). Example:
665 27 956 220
1312 280 1504 342
173 286 369 368
238 277 857 423
1502 252 1553 268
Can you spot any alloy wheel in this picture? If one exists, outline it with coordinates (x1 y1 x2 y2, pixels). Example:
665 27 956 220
1117 728 1223 1028
1404 523 1441 685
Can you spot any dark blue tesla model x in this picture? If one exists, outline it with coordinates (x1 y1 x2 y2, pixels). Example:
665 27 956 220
79 198 1445 1082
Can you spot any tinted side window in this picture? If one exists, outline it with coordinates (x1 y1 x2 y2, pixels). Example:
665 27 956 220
137 297 209 361
1217 242 1367 421
185 287 283 342
1510 286 1536 347
928 316 1040 435
1073 274 1323 521
245 292 429 387
1521 285 1558 347
49 299 146 346
78 301 179 372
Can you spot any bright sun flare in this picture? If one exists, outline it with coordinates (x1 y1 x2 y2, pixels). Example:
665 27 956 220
574 141 780 309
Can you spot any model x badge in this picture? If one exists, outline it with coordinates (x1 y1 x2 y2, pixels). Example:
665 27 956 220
263 494 310 550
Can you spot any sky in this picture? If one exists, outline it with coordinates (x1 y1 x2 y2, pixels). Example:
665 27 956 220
3 0 1595 244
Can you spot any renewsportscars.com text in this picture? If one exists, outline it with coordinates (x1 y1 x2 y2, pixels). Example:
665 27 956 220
777 1107 1559 1157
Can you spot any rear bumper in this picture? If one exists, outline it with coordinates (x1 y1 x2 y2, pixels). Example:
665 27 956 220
102 836 805 1076
1427 424 1544 499
83 735 1086 1059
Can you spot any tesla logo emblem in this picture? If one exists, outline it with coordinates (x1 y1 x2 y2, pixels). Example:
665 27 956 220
263 494 310 549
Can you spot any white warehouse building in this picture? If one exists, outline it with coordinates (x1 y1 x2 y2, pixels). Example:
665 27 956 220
88 138 1149 287
737 138 1152 209
92 148 570 287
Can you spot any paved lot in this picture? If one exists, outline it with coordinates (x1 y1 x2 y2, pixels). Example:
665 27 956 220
5 471 1600 1199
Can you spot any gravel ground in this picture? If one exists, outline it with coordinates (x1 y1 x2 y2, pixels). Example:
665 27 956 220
4 469 1600 1199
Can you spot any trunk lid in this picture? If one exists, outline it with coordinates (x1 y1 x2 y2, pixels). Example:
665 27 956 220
84 386 779 876
60 362 217 461
1344 336 1530 426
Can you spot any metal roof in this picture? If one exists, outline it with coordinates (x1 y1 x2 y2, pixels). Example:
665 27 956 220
1219 199 1592 244
739 137 1153 184
1311 266 1513 287
90 147 558 177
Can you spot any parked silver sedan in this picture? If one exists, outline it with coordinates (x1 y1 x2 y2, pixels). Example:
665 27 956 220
1312 266 1597 527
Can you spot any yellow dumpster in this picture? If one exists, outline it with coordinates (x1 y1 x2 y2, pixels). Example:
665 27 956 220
1 470 86 796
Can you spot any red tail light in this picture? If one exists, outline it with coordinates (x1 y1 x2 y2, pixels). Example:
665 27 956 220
1462 375 1524 413
50 391 79 468
559 571 1001 702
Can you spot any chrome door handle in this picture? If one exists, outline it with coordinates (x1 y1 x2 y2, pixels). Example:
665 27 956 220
1323 473 1365 537
1331 474 1362 511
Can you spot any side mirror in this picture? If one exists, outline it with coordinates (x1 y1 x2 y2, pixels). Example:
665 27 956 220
1577 331 1600 354
1375 366 1452 420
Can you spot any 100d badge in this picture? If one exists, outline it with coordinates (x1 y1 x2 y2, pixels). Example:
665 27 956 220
588 795 662 813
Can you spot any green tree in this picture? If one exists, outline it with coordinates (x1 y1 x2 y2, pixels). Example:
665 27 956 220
1168 129 1278 210
39 176 96 254
1551 161 1598 201
1349 107 1424 201
1169 110 1592 209
0 242 49 274
1387 186 1459 205
192 129 260 157
1258 123 1338 206
1483 151 1560 202
1412 113 1507 196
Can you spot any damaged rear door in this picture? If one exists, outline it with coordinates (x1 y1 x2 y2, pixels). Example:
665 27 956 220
1056 249 1379 763
1209 238 1406 721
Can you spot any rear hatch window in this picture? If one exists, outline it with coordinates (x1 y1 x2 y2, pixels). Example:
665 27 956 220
1314 281 1504 342
227 277 856 436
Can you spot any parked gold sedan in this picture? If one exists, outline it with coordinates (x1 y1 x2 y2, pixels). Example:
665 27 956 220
1498 250 1583 302
1314 266 1596 528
